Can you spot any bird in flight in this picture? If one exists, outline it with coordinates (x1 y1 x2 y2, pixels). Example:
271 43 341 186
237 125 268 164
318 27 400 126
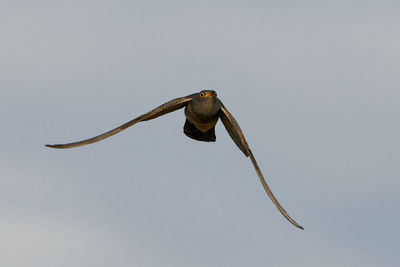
46 90 303 230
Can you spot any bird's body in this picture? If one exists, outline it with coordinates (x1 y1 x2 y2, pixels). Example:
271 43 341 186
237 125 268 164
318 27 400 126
46 90 304 230
185 91 221 131
185 102 219 132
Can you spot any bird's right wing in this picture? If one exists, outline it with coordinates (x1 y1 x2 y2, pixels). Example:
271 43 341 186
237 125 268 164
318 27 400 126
46 95 194 149
220 105 304 230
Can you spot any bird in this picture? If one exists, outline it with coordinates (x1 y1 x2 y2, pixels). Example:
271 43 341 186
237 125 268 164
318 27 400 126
46 90 304 230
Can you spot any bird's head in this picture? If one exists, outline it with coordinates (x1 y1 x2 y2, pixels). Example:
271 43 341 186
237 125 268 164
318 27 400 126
198 90 217 99
190 90 220 117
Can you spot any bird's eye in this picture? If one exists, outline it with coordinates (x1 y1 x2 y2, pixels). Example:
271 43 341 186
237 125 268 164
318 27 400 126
200 92 205 97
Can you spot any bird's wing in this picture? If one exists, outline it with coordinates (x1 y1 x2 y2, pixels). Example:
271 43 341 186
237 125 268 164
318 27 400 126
219 105 304 230
46 95 194 149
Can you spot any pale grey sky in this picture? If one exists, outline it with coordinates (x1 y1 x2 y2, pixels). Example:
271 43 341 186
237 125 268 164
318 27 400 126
1 1 399 266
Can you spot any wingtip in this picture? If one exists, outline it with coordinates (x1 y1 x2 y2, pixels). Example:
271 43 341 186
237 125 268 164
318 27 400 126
45 144 60 149
288 217 304 230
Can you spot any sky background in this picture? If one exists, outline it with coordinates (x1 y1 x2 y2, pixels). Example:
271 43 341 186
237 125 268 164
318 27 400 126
1 1 400 266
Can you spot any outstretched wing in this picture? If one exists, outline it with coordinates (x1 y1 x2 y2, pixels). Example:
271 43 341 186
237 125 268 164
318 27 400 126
219 105 304 230
46 95 194 149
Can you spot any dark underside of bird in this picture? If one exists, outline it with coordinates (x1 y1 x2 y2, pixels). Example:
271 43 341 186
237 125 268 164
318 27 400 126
46 90 304 230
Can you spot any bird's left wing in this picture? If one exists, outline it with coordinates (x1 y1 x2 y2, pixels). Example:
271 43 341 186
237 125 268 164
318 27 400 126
46 95 194 149
219 105 304 230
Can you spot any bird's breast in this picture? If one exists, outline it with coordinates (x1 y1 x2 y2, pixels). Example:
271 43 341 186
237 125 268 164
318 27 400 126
184 102 220 132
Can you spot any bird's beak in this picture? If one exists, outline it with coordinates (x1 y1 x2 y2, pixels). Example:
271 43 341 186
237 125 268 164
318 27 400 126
204 92 215 97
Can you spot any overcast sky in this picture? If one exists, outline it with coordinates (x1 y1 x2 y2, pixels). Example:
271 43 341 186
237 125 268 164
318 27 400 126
1 1 399 266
